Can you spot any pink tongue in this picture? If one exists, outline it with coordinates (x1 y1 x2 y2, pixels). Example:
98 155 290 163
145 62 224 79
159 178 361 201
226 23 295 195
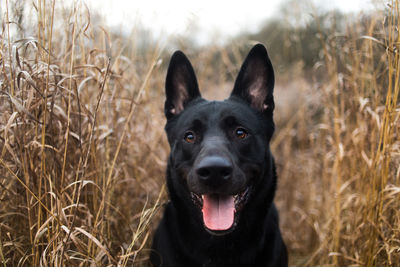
202 195 235 231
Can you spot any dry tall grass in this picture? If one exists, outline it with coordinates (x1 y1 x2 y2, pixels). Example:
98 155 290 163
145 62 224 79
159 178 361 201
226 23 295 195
0 0 399 266
273 3 400 265
1 1 167 265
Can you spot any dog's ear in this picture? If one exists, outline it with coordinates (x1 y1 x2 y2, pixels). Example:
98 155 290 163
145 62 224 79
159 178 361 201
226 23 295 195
230 44 274 116
165 51 201 119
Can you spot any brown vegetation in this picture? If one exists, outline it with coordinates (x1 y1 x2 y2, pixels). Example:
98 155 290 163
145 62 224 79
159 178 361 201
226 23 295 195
0 0 399 266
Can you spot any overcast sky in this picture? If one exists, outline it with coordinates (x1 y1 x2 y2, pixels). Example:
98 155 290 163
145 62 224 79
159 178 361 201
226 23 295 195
82 0 378 44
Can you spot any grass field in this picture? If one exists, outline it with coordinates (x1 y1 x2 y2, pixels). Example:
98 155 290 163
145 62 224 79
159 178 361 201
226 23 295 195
1 0 399 266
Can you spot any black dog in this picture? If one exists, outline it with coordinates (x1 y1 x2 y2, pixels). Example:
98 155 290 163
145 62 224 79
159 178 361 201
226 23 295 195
150 44 287 266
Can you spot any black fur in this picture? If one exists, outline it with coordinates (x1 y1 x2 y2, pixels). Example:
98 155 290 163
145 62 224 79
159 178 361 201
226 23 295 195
150 44 288 267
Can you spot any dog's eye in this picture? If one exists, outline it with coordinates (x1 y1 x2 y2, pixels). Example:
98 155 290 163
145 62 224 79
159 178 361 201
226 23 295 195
184 131 196 143
235 127 248 139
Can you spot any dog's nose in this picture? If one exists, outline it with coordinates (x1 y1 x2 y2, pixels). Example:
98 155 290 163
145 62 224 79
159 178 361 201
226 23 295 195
196 156 233 186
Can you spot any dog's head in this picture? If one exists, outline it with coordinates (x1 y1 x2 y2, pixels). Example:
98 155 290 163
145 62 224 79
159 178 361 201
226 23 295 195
164 44 275 235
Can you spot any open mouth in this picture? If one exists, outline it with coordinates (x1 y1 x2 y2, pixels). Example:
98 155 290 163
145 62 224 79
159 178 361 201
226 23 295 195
190 188 250 234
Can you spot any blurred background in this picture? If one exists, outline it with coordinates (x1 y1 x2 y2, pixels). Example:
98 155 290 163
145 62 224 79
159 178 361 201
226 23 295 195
0 0 399 266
